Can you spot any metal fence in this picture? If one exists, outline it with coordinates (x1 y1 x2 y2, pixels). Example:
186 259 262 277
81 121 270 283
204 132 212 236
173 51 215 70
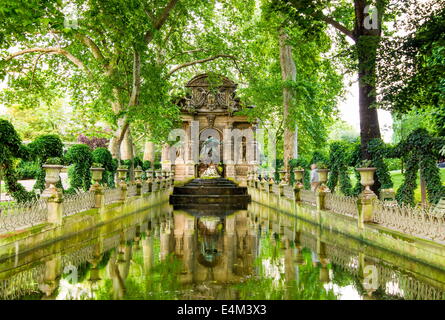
104 188 121 205
0 199 48 234
0 264 45 300
373 200 445 242
63 191 95 217
127 184 137 197
300 189 316 206
325 193 358 218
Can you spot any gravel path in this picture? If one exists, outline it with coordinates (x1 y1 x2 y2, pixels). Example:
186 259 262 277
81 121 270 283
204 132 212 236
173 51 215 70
0 173 69 201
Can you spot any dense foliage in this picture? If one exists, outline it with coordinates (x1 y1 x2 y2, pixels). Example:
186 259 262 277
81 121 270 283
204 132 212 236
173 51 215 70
28 134 64 192
92 147 116 187
65 144 93 192
0 119 35 202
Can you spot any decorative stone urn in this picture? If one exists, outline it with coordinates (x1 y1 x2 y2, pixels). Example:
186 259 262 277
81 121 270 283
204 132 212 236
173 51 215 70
293 168 304 189
117 168 128 182
42 164 63 188
90 167 105 184
356 167 377 194
146 170 154 182
279 170 287 185
317 169 329 184
316 168 330 193
134 166 143 181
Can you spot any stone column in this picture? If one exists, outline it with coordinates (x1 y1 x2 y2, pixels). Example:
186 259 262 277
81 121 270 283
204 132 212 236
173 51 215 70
190 120 199 164
224 123 236 179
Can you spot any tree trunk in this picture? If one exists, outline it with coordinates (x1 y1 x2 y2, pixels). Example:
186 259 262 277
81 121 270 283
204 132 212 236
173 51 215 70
108 117 129 160
143 140 155 165
354 0 382 159
279 30 297 173
121 128 134 160
354 0 383 193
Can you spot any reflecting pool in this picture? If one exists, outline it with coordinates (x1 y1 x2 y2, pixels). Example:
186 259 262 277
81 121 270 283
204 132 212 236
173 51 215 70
1 202 444 300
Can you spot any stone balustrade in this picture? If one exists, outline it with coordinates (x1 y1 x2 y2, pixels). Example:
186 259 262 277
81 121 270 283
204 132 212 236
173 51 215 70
0 171 173 236
246 173 445 244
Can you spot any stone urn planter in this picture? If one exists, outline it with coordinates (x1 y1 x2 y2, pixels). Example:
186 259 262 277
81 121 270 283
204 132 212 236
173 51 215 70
356 167 377 193
117 168 128 181
146 170 154 182
293 168 304 189
42 164 64 187
134 166 143 181
293 168 304 181
90 167 105 184
279 170 287 185
317 169 329 184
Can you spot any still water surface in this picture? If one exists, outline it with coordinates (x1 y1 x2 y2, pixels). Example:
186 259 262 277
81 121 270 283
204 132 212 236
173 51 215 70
1 203 444 300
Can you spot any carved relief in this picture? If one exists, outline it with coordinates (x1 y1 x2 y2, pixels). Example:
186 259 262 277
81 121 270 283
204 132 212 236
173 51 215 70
182 74 241 114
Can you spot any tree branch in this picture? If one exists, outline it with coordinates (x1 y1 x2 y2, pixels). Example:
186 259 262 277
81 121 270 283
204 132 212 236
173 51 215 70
4 47 92 76
321 15 356 41
167 54 238 76
76 34 110 71
144 0 179 44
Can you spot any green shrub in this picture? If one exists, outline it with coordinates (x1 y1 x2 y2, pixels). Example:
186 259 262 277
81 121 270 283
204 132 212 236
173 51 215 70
16 161 40 180
327 141 353 196
384 158 402 171
65 144 93 192
0 119 35 202
92 147 116 187
28 134 64 192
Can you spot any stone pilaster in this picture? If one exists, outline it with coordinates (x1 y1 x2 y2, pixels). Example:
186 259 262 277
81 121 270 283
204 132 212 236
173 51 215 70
358 190 377 229
41 186 63 225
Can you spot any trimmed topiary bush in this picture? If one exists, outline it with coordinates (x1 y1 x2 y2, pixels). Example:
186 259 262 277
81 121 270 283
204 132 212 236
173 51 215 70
92 147 116 187
65 144 93 192
0 119 35 202
28 134 64 192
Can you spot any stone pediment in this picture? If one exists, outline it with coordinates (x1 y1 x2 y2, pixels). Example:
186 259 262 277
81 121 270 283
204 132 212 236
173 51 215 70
181 74 241 115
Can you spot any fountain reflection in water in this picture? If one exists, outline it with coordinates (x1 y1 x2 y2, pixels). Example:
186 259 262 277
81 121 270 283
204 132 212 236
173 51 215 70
0 202 444 300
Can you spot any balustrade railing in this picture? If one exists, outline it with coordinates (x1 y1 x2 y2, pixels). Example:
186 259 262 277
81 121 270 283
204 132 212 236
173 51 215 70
324 243 445 300
372 200 445 242
127 184 137 197
283 185 295 200
61 245 96 269
63 191 95 217
300 189 316 205
142 182 149 194
104 187 121 205
0 199 48 234
0 264 45 300
325 193 358 218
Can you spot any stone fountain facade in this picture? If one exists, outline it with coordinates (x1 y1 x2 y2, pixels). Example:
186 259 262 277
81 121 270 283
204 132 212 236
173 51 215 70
161 74 260 185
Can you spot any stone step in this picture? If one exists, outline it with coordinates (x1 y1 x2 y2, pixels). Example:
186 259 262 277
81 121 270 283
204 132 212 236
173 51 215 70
173 186 248 195
172 204 245 216
169 194 251 205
